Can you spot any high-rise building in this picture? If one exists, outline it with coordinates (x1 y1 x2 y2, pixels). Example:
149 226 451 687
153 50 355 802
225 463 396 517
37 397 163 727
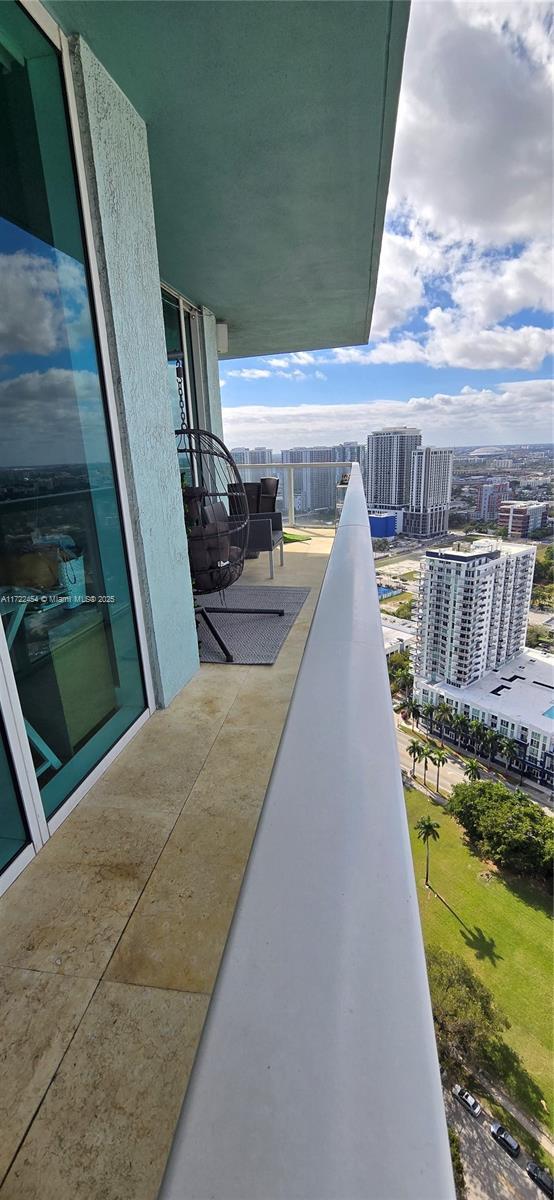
415 540 535 688
403 447 453 538
498 500 549 538
367 427 421 510
476 480 510 521
230 447 250 466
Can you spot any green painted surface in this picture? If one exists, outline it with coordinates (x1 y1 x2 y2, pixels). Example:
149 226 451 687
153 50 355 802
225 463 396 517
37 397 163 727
46 0 409 358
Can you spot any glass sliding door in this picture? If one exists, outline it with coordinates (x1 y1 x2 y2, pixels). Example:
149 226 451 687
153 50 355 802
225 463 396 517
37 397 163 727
162 288 199 431
0 3 146 823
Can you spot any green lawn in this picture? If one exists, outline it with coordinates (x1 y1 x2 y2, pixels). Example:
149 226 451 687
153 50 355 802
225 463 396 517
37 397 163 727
405 787 553 1128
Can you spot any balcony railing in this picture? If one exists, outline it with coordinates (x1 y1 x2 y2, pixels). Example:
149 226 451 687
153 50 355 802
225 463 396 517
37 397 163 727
159 464 455 1200
242 460 355 527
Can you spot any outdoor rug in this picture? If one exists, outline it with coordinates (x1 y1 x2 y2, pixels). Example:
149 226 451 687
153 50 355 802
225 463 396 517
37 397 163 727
198 585 310 664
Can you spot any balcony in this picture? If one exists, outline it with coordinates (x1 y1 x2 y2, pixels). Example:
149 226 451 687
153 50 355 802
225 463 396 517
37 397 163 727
0 467 453 1200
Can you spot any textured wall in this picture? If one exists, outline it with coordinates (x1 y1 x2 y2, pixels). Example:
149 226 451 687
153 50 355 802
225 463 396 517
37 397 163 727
70 37 199 706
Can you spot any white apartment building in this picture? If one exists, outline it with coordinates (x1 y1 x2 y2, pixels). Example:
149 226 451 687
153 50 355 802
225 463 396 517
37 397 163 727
367 427 422 510
417 649 554 782
415 540 535 688
404 446 453 538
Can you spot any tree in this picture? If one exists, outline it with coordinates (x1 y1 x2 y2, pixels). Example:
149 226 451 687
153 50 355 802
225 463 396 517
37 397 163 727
431 748 448 793
415 813 440 886
469 719 486 754
395 668 413 699
408 738 423 779
464 758 482 782
420 743 434 789
435 702 452 746
422 702 436 734
500 736 519 771
405 699 421 730
426 946 508 1069
448 780 554 881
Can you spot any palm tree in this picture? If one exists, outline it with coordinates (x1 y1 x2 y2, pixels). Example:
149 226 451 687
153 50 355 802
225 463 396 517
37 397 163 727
464 758 481 782
457 714 470 749
408 739 423 779
487 730 501 764
501 736 519 772
395 669 413 699
420 743 433 789
405 699 421 730
447 712 462 747
435 701 451 746
431 747 448 793
415 815 441 887
422 702 436 735
469 719 485 754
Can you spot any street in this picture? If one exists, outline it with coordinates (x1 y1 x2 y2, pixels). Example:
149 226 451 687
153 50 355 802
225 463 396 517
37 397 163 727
444 1091 543 1200
395 719 554 812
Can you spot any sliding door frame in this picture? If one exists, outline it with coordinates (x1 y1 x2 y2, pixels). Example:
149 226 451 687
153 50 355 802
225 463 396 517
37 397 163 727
0 0 156 893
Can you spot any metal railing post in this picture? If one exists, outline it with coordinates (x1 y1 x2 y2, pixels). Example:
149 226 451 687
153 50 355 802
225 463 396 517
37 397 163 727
286 465 295 527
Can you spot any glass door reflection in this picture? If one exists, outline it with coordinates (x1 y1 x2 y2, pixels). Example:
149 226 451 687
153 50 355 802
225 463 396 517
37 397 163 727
0 3 146 820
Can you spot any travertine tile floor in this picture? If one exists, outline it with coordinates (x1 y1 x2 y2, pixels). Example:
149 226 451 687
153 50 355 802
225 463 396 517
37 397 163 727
0 530 332 1200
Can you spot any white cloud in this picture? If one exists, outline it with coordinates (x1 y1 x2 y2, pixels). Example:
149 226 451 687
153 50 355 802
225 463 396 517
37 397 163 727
0 368 105 465
222 378 553 450
0 250 90 359
314 370 327 381
226 367 271 380
389 1 553 244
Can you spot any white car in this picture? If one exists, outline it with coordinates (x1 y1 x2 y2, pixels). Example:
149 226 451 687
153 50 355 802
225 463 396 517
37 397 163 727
452 1084 482 1117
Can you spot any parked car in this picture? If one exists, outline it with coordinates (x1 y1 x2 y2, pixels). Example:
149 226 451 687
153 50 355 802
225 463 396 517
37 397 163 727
526 1161 554 1198
490 1122 520 1158
451 1084 482 1117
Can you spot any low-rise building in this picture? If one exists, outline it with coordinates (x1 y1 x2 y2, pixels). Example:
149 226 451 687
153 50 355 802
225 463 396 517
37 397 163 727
416 648 554 786
498 500 549 538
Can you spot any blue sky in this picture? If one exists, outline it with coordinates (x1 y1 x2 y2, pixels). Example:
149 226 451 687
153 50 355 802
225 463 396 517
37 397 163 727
220 1 553 451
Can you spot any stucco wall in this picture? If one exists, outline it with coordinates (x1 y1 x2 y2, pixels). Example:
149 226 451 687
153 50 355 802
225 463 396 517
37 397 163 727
70 37 199 706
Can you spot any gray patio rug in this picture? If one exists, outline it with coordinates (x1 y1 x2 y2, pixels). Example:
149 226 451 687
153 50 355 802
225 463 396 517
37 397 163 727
198 585 310 664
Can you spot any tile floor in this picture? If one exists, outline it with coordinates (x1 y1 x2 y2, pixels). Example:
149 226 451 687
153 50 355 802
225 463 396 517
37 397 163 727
0 529 332 1200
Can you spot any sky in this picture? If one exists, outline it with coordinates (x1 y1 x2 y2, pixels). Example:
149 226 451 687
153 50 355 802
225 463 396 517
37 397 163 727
219 0 554 451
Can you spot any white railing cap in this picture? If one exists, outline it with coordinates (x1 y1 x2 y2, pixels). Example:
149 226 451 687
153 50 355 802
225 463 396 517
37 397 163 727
160 463 455 1200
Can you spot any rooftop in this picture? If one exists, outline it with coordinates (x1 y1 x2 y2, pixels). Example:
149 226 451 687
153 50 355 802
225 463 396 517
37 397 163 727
421 648 554 738
427 538 535 561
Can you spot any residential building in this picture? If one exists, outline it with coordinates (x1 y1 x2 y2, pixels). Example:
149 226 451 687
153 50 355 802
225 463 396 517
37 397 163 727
415 540 535 687
476 480 511 521
404 446 453 538
0 4 456 1199
498 500 549 538
416 648 554 787
367 427 422 510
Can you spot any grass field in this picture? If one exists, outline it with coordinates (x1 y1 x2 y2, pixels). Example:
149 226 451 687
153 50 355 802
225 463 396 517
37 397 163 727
405 787 553 1129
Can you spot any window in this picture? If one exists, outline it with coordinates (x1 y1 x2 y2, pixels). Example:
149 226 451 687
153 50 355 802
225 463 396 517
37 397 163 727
162 288 199 431
0 3 146 824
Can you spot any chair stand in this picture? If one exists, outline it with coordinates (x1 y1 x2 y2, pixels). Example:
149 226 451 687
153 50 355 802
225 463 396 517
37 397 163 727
197 603 285 664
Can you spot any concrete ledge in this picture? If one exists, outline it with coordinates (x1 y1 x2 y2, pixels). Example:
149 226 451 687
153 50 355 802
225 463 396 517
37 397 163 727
159 465 455 1200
